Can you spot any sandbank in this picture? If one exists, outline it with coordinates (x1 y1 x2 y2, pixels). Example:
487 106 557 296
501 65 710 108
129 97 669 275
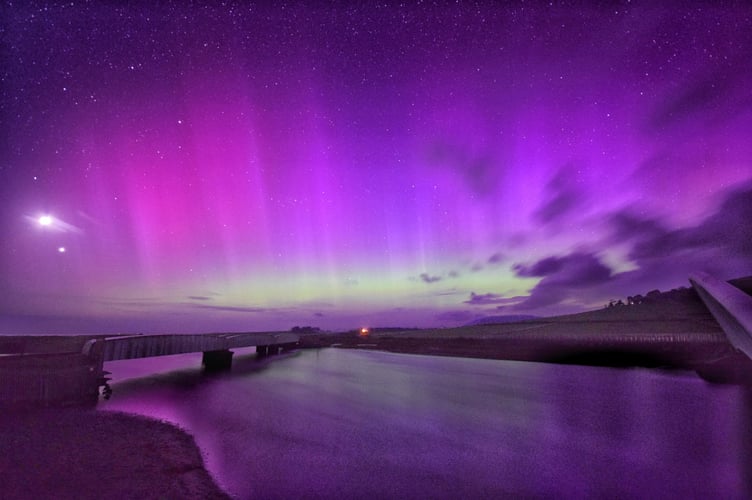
0 408 229 499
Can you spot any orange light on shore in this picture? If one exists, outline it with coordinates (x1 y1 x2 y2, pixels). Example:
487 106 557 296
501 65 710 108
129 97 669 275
359 327 370 336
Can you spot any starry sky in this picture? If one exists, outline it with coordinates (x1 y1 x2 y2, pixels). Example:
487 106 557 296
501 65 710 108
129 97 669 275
1 1 751 334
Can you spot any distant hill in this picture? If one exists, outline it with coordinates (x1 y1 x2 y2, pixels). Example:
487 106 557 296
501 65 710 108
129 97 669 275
459 275 751 329
465 315 539 326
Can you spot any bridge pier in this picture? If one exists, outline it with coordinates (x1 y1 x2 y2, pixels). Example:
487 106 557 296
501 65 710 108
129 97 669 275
202 349 234 372
281 341 297 352
257 343 297 358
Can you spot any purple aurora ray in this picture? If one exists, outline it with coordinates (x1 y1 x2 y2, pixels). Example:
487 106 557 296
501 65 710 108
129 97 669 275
1 3 751 333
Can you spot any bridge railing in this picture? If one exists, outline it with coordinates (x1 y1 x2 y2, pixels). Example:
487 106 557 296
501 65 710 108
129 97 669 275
82 332 299 361
690 272 752 360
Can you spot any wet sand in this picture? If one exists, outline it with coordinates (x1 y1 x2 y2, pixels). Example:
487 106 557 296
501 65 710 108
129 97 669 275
0 409 229 499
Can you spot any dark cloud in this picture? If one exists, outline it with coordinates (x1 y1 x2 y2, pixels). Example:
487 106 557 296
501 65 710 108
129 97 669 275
426 142 500 196
629 152 698 201
630 227 698 261
511 252 613 310
612 181 752 263
470 263 484 272
92 297 171 311
500 182 752 312
419 273 442 284
487 253 504 265
435 310 478 323
610 210 669 242
645 54 752 134
412 269 460 282
514 256 564 277
534 165 584 224
314 312 324 317
569 180 752 307
189 304 267 313
694 183 752 257
464 292 521 306
187 295 212 301
649 75 728 131
609 211 680 261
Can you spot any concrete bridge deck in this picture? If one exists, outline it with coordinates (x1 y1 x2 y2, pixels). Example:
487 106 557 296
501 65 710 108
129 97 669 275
690 272 752 360
85 332 299 362
1 331 299 407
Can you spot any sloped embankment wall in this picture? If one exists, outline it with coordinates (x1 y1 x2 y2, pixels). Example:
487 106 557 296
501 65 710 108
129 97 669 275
0 352 100 408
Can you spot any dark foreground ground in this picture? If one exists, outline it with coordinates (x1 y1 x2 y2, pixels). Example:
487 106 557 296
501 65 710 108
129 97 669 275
0 409 229 500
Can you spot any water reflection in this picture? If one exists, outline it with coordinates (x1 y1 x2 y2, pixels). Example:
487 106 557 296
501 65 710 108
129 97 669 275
100 349 750 498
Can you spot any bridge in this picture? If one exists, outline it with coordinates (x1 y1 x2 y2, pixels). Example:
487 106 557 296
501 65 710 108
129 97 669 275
84 331 300 371
690 272 752 359
1 331 299 408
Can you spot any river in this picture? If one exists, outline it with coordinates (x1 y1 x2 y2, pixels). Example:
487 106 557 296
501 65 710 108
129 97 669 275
100 348 750 498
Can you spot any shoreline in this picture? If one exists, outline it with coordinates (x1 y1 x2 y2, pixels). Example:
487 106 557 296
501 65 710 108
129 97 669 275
0 408 229 499
297 327 752 385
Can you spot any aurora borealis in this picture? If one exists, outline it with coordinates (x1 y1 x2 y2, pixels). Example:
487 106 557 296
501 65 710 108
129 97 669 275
1 2 751 334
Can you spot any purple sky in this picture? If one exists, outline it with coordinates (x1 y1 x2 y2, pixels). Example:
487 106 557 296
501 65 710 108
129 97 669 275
1 2 751 334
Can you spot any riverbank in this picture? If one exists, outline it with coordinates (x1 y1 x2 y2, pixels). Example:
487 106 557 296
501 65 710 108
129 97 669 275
297 289 752 384
0 408 229 499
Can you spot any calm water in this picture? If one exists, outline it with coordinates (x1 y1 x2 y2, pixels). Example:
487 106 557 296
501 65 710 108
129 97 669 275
100 349 751 499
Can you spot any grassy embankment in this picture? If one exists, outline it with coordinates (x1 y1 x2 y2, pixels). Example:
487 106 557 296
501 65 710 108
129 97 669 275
300 282 752 382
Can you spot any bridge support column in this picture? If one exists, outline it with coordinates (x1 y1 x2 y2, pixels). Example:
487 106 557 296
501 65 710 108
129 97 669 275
257 342 297 358
281 342 297 352
202 349 233 372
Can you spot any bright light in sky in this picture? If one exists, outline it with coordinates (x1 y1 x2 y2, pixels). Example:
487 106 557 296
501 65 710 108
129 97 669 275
58 247 66 253
0 3 750 335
